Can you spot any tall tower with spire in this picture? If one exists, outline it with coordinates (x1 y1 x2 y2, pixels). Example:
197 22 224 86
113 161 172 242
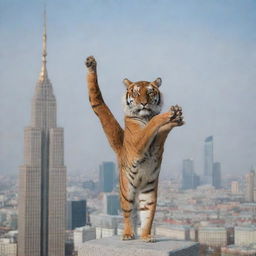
18 11 66 256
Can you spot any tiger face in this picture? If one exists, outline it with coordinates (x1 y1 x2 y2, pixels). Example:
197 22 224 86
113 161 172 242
123 78 163 119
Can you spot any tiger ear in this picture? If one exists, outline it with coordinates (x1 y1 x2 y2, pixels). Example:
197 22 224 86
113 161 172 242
123 78 133 88
152 77 162 87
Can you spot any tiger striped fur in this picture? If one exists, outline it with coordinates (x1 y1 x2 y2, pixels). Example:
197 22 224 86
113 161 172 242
85 56 184 242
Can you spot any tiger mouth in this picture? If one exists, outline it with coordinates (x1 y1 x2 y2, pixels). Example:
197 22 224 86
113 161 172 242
136 108 152 115
139 108 151 112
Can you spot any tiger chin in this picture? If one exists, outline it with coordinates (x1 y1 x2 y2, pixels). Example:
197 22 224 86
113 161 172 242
85 56 184 242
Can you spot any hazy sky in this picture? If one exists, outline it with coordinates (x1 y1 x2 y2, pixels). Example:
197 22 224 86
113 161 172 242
0 0 255 179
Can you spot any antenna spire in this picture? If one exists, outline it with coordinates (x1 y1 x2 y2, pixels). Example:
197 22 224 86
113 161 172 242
38 6 48 82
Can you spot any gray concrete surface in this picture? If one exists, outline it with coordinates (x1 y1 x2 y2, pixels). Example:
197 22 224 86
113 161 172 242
78 236 199 256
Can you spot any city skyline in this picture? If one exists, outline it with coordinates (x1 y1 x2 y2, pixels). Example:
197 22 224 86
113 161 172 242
1 1 256 178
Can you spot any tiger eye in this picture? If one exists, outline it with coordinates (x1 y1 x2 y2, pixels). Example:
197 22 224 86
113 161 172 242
131 90 139 97
148 89 155 97
132 91 139 97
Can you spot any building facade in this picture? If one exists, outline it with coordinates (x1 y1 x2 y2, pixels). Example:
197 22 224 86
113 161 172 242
73 226 96 251
67 200 87 230
213 162 221 189
198 226 227 247
18 16 66 256
231 181 240 194
235 226 256 246
155 224 190 240
103 193 120 215
99 162 116 193
182 159 200 190
245 169 256 202
204 136 214 185
0 238 17 256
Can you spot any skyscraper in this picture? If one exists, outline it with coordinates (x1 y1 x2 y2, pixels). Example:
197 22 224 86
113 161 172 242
66 200 87 230
182 159 193 190
103 193 120 215
204 136 214 184
212 162 221 189
18 13 66 256
245 168 255 202
182 159 200 190
99 162 116 193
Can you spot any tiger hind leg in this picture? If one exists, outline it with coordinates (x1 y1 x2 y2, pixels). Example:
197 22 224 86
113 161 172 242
122 207 136 240
120 175 136 240
138 189 157 242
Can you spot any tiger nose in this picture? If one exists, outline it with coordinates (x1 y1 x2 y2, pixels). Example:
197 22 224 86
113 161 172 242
141 102 147 106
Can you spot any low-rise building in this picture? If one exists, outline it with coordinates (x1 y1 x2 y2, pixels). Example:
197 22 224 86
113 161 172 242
96 227 116 239
235 226 256 246
198 226 227 246
231 181 239 194
0 238 17 256
221 244 256 256
155 224 190 240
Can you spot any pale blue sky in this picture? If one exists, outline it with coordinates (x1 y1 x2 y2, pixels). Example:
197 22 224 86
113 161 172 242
0 0 256 179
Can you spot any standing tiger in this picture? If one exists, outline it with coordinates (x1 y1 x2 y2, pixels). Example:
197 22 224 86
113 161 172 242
85 56 184 242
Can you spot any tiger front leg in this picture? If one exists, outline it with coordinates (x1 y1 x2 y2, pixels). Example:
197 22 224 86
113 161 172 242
135 109 178 155
85 56 104 107
84 56 124 153
155 105 184 147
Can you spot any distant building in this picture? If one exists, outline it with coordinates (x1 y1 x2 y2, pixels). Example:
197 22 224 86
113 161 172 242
82 180 96 191
67 200 87 230
212 162 221 189
198 226 227 247
73 226 96 251
182 159 200 190
245 168 256 202
99 162 116 192
96 227 116 239
231 181 240 194
90 213 123 233
235 226 256 246
0 238 17 256
204 136 214 185
103 193 120 215
0 212 7 225
182 159 194 189
155 224 190 240
221 245 256 256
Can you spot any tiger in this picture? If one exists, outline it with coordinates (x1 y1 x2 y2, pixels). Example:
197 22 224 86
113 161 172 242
85 56 184 242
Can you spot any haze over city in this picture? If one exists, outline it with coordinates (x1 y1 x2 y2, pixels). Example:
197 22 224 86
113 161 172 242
0 0 256 178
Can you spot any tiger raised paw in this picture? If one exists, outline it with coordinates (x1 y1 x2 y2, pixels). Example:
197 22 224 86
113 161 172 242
85 55 97 72
169 105 184 126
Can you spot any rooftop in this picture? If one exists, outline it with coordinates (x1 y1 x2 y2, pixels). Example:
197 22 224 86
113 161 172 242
78 236 199 256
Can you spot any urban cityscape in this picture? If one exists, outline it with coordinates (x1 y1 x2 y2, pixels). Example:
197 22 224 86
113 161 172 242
1 130 256 255
1 1 256 256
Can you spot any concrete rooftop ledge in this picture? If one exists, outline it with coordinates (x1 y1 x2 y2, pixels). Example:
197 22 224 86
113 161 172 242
78 236 199 256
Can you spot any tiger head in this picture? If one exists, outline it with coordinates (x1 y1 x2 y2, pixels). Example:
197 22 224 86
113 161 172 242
123 78 163 119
